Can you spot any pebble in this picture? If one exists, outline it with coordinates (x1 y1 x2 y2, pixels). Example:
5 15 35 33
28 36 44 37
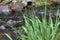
56 10 60 16
0 5 11 15
7 19 24 26
7 19 16 25
0 25 6 30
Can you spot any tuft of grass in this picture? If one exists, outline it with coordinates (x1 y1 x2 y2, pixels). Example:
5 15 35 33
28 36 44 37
20 14 60 40
15 5 60 40
5 0 60 40
5 11 60 40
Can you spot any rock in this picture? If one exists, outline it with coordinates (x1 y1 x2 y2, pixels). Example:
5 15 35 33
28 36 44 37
56 10 60 16
0 25 6 30
0 5 11 15
7 19 16 25
7 19 24 26
10 2 24 13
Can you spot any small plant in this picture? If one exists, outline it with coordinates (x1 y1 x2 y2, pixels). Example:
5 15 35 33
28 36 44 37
5 8 60 40
4 0 60 40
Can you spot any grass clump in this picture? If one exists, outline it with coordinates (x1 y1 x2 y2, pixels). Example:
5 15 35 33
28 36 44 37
5 0 60 40
5 5 60 40
19 14 60 40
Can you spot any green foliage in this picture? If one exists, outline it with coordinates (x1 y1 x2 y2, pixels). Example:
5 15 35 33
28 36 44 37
4 0 60 40
5 7 60 40
20 14 60 40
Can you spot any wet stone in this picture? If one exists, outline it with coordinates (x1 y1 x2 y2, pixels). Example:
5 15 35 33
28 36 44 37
0 5 11 15
0 25 6 30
